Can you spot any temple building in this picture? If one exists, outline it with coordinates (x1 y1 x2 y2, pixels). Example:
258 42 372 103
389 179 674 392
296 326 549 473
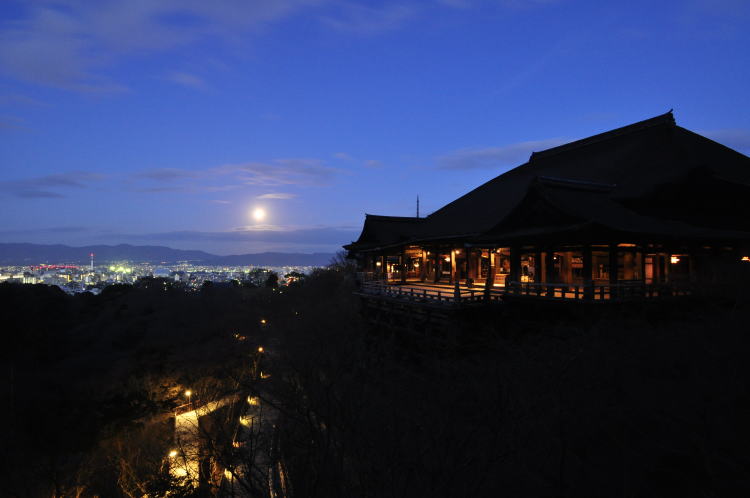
344 112 750 303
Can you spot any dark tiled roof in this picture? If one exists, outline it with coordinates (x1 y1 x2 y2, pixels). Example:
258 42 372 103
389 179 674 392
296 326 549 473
343 214 424 251
347 112 750 252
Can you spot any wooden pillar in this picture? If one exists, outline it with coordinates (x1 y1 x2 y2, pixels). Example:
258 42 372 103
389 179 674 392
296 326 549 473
608 244 618 285
485 251 496 288
399 247 406 284
467 249 475 282
450 249 457 284
381 255 387 281
509 246 520 286
545 250 555 283
583 245 593 300
545 249 555 297
420 249 427 282
534 249 543 283
609 243 618 299
433 251 440 283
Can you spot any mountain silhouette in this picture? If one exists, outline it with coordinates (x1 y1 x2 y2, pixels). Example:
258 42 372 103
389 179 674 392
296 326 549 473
0 243 335 267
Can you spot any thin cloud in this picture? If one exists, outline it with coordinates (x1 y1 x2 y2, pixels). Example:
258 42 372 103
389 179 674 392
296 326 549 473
257 193 297 199
364 159 383 168
0 94 46 106
223 159 340 186
0 0 320 90
321 3 415 35
125 226 360 245
437 138 567 170
166 71 207 89
0 171 104 198
0 115 30 132
136 168 200 181
133 158 340 194
333 152 353 160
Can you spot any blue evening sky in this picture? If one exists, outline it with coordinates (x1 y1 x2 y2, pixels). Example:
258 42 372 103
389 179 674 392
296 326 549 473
1 0 749 254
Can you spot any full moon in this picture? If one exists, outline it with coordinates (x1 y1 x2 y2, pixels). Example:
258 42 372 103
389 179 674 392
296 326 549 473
252 207 266 222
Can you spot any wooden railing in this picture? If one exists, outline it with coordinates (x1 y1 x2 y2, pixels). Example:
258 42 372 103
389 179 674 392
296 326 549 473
505 281 692 301
358 279 692 305
359 281 503 306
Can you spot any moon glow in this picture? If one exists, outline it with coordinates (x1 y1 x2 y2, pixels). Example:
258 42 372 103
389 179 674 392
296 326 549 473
252 207 266 222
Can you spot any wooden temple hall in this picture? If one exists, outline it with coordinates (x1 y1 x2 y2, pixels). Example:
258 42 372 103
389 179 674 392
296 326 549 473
344 112 750 303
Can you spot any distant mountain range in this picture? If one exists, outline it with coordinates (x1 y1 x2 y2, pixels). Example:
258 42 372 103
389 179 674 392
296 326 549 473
0 243 337 267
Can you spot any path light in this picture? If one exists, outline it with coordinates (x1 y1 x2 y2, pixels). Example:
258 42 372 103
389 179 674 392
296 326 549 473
169 450 178 458
258 346 264 353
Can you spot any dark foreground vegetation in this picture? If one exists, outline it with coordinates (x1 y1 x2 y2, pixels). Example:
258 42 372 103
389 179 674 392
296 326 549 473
1 266 749 497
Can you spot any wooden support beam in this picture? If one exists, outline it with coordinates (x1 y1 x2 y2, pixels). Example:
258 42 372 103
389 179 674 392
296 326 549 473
609 243 618 299
583 245 593 300
509 246 520 287
534 249 542 283
400 247 407 284
545 250 555 297
450 249 457 284
420 249 427 282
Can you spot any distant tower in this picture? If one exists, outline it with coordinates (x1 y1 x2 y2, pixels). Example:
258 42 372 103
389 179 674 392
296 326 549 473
416 195 420 218
90 252 95 272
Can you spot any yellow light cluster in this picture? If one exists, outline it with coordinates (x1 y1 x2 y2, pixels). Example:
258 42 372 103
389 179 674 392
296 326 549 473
108 265 133 273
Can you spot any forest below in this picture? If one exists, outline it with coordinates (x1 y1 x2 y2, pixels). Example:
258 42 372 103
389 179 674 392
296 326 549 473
1 265 749 497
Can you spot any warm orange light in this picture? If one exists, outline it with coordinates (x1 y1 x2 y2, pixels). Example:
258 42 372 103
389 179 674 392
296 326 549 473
375 261 381 266
260 319 267 325
670 256 680 264
444 256 450 262
169 450 178 458
742 256 750 262
185 389 192 397
258 346 264 353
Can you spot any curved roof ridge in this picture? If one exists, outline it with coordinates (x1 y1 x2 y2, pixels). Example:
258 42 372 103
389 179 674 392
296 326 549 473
529 110 676 162
364 214 423 221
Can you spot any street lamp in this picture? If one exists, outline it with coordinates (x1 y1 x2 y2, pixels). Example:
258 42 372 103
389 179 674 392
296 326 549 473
185 389 192 409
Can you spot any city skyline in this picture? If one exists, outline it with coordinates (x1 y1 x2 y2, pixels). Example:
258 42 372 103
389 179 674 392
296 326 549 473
2 0 749 254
